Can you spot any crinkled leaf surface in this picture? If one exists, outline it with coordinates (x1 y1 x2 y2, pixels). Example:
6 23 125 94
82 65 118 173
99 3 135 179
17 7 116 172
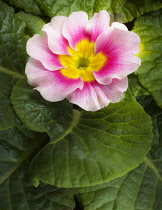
133 9 162 109
11 79 74 143
0 1 28 74
0 118 76 209
137 95 162 160
16 11 45 37
11 80 153 188
0 151 76 210
0 70 21 130
0 125 47 186
76 158 162 210
124 74 149 99
34 0 162 22
4 0 42 15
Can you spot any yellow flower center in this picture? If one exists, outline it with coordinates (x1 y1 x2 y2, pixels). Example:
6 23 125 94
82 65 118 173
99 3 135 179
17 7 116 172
59 39 106 82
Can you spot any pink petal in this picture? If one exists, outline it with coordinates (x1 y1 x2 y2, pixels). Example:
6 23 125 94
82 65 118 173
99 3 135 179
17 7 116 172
93 54 141 85
42 16 69 55
67 78 128 111
95 27 140 56
86 10 110 42
93 27 141 85
27 34 63 70
25 58 83 102
62 11 89 49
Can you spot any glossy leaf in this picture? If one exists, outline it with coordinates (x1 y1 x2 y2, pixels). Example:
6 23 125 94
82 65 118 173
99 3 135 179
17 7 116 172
4 0 42 15
0 70 21 130
0 125 47 186
11 79 153 188
16 11 45 37
0 1 28 74
124 74 149 99
0 158 75 210
76 158 162 210
34 0 162 22
133 9 162 109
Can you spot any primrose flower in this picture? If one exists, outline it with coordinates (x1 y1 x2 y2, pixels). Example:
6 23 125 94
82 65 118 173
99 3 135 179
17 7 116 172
25 10 141 111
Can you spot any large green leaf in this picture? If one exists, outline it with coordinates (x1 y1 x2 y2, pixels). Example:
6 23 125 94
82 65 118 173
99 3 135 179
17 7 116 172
0 1 28 74
11 79 74 142
133 9 162 109
11 80 153 188
4 0 42 15
34 0 162 22
0 127 76 210
0 162 76 210
0 125 47 186
76 158 162 210
16 11 45 37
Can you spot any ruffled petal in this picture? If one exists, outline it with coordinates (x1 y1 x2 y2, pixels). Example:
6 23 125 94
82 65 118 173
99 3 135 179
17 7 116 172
93 27 141 85
42 16 69 55
67 78 128 111
25 58 83 102
86 10 110 42
62 11 89 49
26 34 63 70
95 26 140 56
93 55 140 85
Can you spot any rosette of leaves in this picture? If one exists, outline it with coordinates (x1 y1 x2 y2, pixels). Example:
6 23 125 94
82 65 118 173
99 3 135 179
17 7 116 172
0 0 162 209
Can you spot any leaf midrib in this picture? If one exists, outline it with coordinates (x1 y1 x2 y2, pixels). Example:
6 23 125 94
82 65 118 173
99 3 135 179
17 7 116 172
0 66 25 79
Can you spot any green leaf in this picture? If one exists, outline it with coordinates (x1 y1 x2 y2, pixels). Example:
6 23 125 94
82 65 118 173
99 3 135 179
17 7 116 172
137 95 162 146
11 79 153 188
137 95 162 160
34 0 162 22
11 79 74 142
133 9 162 109
0 125 47 186
0 162 76 210
16 11 45 37
76 158 162 210
0 1 28 74
124 74 149 99
4 0 42 15
0 70 21 130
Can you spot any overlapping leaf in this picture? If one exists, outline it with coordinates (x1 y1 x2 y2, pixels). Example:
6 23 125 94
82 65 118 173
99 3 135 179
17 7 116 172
0 1 28 74
133 9 162 109
0 128 75 210
34 0 162 22
76 158 162 210
11 80 153 188
4 0 42 15
124 74 149 99
16 12 45 37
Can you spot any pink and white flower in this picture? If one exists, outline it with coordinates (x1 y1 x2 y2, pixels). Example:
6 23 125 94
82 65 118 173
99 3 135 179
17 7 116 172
25 10 141 111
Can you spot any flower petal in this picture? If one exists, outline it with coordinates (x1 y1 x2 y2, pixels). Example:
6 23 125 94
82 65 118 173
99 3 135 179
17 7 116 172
27 34 63 70
67 78 128 111
25 58 83 102
62 11 89 49
86 10 110 42
95 26 140 56
42 16 69 55
111 22 128 31
93 55 141 85
94 27 141 84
